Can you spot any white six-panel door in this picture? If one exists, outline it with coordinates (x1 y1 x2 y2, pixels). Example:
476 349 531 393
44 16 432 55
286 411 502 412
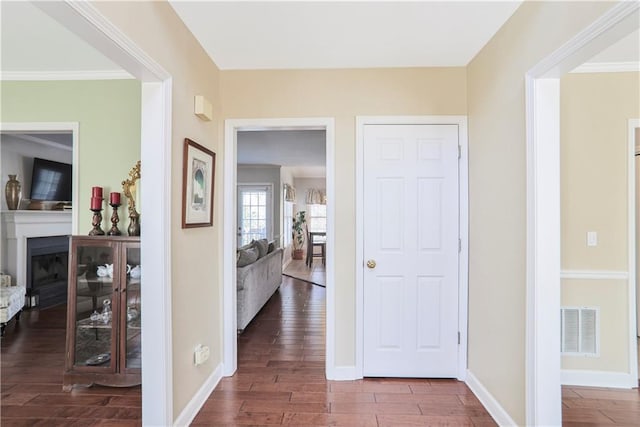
363 124 459 377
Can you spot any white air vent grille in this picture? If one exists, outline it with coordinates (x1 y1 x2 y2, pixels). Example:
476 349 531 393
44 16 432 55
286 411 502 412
561 307 598 356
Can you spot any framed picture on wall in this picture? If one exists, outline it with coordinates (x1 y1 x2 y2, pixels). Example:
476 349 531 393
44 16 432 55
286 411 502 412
182 138 215 228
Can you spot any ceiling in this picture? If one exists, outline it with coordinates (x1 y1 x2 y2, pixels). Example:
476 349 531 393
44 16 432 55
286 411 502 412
0 2 124 75
169 1 523 70
238 130 326 177
586 29 639 63
1 1 636 75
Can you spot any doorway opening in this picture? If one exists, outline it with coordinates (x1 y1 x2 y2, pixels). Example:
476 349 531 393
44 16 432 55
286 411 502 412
223 118 336 378
525 2 639 424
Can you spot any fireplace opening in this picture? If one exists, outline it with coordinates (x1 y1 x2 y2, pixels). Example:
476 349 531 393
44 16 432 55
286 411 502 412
26 236 70 308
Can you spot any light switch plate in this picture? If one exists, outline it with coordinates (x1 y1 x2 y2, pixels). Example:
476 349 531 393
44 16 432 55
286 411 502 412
587 231 598 247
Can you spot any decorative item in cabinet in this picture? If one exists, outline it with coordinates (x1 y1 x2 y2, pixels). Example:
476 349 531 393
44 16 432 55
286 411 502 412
63 235 141 390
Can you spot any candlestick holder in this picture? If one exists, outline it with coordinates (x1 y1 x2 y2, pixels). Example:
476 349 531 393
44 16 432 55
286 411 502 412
108 203 122 236
89 208 105 236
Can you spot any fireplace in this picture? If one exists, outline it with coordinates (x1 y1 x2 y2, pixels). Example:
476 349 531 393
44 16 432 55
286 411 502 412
26 236 69 308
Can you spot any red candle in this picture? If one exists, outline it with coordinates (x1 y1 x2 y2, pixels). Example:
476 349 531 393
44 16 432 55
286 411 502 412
92 186 103 198
110 192 120 205
90 197 102 210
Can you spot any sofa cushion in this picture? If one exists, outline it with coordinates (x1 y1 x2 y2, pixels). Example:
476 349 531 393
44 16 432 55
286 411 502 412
252 238 269 259
237 246 259 267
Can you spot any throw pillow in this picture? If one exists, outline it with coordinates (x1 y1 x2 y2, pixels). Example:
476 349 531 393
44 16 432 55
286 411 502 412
237 247 259 267
252 238 269 259
267 240 275 254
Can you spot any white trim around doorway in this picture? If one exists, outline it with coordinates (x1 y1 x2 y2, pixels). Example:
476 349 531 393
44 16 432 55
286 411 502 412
525 3 640 425
33 1 174 425
354 115 469 381
223 118 336 378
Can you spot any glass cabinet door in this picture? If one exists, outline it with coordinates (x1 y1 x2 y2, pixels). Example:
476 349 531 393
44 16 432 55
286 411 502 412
72 242 117 370
122 243 141 371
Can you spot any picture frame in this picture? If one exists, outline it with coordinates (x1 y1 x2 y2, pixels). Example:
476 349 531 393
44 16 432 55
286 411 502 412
182 138 215 228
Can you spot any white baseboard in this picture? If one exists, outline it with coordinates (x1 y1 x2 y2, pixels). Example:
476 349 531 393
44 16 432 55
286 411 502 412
173 363 223 427
326 365 359 381
465 370 517 427
561 369 637 389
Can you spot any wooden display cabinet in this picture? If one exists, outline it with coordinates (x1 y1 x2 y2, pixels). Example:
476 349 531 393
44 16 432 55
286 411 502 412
63 236 141 390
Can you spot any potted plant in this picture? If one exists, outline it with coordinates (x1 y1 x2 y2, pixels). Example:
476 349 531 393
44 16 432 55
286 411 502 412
291 211 306 260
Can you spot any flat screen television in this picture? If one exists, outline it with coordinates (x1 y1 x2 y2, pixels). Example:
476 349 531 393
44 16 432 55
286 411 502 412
30 158 72 202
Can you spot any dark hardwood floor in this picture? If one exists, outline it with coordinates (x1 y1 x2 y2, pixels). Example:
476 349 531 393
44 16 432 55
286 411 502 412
4 278 639 426
562 385 640 426
0 304 141 426
192 276 497 426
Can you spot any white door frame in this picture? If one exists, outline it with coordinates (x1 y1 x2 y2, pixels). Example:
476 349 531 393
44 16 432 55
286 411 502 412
355 116 469 380
525 3 639 425
632 119 640 337
223 118 336 377
33 2 174 425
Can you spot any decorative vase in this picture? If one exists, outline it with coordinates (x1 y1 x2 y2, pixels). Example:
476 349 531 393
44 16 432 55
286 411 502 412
128 211 141 236
5 175 22 210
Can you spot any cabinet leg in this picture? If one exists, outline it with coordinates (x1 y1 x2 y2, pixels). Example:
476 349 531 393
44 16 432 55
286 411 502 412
15 310 21 322
1 324 5 337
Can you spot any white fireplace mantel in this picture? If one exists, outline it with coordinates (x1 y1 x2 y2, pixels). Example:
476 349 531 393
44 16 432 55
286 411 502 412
1 210 72 287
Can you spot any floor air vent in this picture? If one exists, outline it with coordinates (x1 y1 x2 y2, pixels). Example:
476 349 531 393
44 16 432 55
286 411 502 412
561 307 598 356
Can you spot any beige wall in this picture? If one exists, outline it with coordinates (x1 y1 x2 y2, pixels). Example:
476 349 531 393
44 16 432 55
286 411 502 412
90 1 222 419
561 72 640 270
221 67 467 365
0 80 141 230
560 72 640 372
466 1 614 424
562 279 629 370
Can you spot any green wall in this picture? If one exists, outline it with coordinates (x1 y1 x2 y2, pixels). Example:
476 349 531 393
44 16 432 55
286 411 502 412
1 79 141 231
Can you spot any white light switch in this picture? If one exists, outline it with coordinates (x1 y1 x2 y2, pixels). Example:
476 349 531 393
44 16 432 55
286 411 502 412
587 231 598 247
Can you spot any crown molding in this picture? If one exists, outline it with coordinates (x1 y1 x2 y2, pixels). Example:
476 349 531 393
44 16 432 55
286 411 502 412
1 69 134 81
571 61 640 73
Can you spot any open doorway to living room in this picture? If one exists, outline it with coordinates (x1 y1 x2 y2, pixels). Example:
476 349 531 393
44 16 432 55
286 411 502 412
222 118 335 378
235 129 327 335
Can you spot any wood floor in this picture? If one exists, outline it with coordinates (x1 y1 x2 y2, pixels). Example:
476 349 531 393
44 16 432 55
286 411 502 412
3 278 640 426
283 259 326 287
192 276 497 426
0 304 141 426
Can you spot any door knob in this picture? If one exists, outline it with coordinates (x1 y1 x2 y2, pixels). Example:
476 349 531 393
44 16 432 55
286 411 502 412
366 260 376 269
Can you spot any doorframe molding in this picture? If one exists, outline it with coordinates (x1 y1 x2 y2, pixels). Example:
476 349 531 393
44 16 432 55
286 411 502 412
525 3 639 424
355 115 469 380
223 117 336 378
33 2 174 425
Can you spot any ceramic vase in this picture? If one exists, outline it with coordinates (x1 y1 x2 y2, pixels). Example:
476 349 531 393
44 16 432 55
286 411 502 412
5 175 22 210
128 211 141 236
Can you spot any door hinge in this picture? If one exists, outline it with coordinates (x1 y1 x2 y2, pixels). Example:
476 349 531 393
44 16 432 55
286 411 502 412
458 145 461 159
458 238 461 253
458 332 461 345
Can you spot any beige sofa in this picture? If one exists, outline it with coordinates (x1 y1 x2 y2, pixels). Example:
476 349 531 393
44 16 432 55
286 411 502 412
236 247 283 332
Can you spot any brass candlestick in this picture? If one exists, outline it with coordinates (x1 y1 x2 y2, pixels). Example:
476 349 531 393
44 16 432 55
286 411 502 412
89 208 105 236
108 203 122 236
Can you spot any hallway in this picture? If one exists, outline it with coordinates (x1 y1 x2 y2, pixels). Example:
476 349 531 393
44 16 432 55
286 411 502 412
192 276 496 426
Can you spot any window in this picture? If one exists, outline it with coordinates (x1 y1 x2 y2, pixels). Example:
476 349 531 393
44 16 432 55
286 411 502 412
307 204 326 233
238 185 272 246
